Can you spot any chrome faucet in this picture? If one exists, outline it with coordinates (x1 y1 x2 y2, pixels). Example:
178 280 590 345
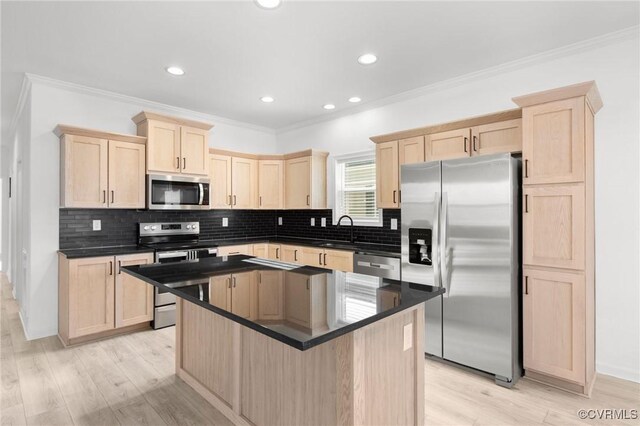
337 215 355 243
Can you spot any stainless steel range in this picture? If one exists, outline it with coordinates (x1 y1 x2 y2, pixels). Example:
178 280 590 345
139 221 218 328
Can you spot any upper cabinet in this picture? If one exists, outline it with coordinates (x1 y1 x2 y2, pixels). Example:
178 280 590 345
258 160 284 209
133 111 213 176
209 154 233 208
209 150 258 209
56 126 146 209
371 110 523 208
285 151 328 209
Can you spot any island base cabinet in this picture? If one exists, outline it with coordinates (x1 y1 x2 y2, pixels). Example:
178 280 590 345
176 299 425 426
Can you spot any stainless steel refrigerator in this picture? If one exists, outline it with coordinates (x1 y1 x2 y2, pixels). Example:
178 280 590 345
400 153 521 386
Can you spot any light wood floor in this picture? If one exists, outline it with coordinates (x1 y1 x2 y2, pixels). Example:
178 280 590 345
1 275 638 426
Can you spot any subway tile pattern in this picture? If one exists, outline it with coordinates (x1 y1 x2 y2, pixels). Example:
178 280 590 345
59 208 401 249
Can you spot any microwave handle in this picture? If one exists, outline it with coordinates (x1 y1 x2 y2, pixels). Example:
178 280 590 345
199 183 204 205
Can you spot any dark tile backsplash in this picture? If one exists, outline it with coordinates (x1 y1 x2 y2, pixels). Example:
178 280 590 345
59 208 401 249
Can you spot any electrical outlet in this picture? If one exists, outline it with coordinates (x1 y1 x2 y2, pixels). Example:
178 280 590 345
278 217 283 225
390 218 398 230
222 218 228 227
92 220 101 231
321 217 326 227
310 218 315 226
403 323 413 351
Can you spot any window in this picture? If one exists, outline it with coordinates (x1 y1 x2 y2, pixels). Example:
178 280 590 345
333 152 382 227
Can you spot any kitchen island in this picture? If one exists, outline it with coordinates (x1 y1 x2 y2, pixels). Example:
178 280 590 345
124 255 443 426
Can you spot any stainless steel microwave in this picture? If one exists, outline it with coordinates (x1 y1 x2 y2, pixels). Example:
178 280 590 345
147 174 210 210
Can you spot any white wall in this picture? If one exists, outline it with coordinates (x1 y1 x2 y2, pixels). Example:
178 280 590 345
14 81 278 339
277 33 640 382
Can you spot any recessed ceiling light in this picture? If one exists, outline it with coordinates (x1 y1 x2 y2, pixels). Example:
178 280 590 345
323 104 336 110
357 53 377 65
348 97 361 103
260 96 275 103
255 0 282 9
166 66 185 76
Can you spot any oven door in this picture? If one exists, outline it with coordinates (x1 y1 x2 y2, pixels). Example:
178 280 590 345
156 250 189 264
147 174 210 210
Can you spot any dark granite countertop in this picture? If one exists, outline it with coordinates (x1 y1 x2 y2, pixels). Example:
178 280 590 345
58 245 155 259
123 255 442 351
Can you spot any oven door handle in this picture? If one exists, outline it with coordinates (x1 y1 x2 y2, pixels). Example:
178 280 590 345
157 251 189 260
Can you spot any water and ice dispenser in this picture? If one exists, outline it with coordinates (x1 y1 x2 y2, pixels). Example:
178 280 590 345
408 228 432 265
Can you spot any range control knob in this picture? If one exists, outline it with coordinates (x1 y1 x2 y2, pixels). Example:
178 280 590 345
151 226 157 231
186 225 192 230
143 226 150 231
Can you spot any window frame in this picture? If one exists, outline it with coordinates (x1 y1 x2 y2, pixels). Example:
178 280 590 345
331 150 383 227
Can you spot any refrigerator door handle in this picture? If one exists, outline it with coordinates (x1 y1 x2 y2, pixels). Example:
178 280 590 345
441 192 450 297
432 192 441 288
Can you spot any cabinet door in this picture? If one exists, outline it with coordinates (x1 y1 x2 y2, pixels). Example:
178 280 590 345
62 135 108 208
284 273 311 328
253 243 268 258
68 256 115 338
268 244 281 261
399 136 425 165
209 274 232 311
147 120 181 173
210 154 233 209
180 126 209 176
114 253 154 328
377 287 400 311
471 119 522 156
218 245 253 257
323 249 354 272
232 157 258 209
285 157 311 209
258 160 284 209
523 98 585 184
231 272 254 319
523 184 585 270
299 247 324 268
280 245 301 264
108 140 146 209
523 268 585 383
257 271 284 320
376 141 399 208
426 128 471 161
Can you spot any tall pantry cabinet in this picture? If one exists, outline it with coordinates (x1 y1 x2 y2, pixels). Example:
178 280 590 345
513 81 602 396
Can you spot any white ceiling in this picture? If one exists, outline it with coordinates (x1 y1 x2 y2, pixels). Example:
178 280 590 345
2 1 639 136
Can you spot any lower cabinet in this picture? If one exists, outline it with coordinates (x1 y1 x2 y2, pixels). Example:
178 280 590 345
284 273 327 331
267 244 281 261
208 272 256 320
58 252 154 345
257 271 284 320
280 245 302 263
523 267 587 385
252 243 268 258
218 244 254 257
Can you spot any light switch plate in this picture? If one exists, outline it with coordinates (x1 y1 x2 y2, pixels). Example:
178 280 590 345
403 323 413 351
310 218 315 226
321 218 326 227
390 218 398 230
222 218 228 227
278 217 283 225
92 220 101 231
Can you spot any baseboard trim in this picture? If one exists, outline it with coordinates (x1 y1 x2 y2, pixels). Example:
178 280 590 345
596 362 640 384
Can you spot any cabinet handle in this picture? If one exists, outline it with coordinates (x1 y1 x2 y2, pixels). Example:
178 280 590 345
228 195 232 205
399 190 402 204
233 276 236 288
306 279 310 290
323 253 327 265
525 194 529 213
118 260 121 275
233 195 237 206
393 190 397 204
102 190 106 204
473 135 478 152
524 159 529 178
259 196 262 206
111 190 114 204
176 157 180 170
276 248 279 259
294 250 298 261
525 276 529 295
109 261 113 276
318 253 322 265
229 251 240 255
182 157 186 170
464 137 468 153
306 195 310 206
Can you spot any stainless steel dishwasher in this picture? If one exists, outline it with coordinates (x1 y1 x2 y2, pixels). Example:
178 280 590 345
353 253 401 280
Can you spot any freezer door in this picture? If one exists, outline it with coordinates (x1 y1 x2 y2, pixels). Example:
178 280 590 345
440 153 518 380
400 161 442 357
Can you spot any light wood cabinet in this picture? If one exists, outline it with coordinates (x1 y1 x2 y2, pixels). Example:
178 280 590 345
523 268 585 384
218 244 254 257
115 253 154 328
284 273 327 330
230 272 254 319
398 136 425 165
209 154 232 208
282 245 353 272
471 118 522 156
322 249 354 272
257 271 284 320
209 275 231 310
377 287 400 311
268 244 281 261
299 246 324 267
375 141 400 208
280 245 302 263
231 157 258 209
58 129 147 209
426 128 471 161
284 152 327 209
258 160 284 209
59 252 153 345
522 98 585 185
523 184 585 270
133 112 213 177
253 243 268 258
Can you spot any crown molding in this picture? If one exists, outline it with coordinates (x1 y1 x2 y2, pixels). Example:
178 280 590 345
7 76 33 142
23 73 276 135
275 25 639 135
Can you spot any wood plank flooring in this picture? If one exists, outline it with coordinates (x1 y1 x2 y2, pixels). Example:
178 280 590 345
1 274 638 425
